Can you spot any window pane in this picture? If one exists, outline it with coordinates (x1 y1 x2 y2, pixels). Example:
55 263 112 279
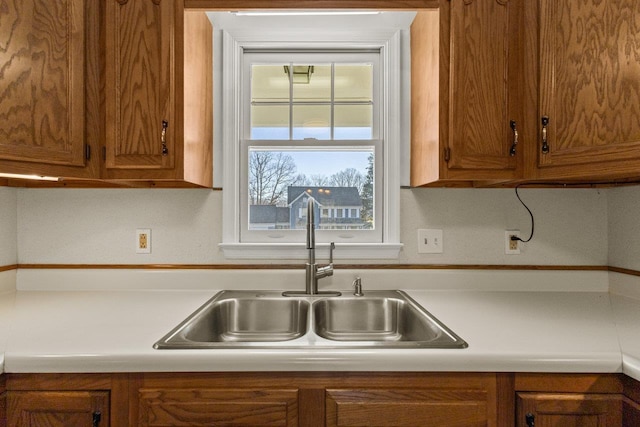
335 64 372 102
248 149 374 231
334 105 373 139
292 64 331 101
251 105 289 140
251 65 290 102
292 105 331 140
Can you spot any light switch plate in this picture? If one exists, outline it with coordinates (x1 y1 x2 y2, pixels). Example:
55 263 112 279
417 229 443 254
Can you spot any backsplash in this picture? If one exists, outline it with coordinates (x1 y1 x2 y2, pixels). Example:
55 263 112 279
10 187 607 266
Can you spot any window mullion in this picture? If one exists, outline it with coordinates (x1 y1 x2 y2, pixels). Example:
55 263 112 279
288 62 293 140
331 63 335 140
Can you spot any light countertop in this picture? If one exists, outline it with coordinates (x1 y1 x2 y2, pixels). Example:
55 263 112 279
0 288 633 377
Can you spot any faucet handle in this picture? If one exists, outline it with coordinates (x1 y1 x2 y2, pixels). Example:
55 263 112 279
329 242 335 264
353 277 363 296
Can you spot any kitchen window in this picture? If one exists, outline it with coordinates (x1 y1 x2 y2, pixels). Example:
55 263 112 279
242 51 381 245
216 12 411 259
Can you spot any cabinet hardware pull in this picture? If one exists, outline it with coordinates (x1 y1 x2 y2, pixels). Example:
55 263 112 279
509 120 518 156
92 411 102 427
541 116 549 154
525 412 535 427
161 120 169 156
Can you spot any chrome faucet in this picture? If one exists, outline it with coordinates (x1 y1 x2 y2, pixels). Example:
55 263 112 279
283 198 341 297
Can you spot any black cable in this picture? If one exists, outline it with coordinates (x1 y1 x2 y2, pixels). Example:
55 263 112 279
508 179 640 244
513 184 534 243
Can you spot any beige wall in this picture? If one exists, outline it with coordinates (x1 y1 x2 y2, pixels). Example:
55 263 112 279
0 188 17 266
608 186 640 270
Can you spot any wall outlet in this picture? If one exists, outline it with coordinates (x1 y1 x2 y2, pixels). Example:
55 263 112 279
136 229 151 254
505 230 520 255
417 229 444 254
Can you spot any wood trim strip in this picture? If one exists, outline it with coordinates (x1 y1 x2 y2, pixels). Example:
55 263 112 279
609 266 640 277
5 264 639 274
0 265 17 273
14 263 609 271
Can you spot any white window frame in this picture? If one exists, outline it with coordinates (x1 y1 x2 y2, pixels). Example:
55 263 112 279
218 27 404 260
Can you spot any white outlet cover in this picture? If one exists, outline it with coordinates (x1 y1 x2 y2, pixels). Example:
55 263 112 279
505 230 520 255
136 229 151 254
417 229 443 254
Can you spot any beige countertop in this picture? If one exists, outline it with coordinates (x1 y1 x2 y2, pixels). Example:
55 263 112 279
0 289 628 376
0 268 637 379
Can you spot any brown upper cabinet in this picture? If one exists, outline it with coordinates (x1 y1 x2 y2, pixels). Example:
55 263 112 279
530 0 640 181
104 0 176 174
412 0 525 186
0 0 100 180
0 0 212 187
4 0 639 187
103 0 212 187
413 0 640 186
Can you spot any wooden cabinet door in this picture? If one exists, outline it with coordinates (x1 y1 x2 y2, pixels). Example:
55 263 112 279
326 388 490 426
7 391 109 427
517 392 622 427
537 0 640 178
0 0 86 167
137 388 298 426
105 0 176 174
445 0 524 180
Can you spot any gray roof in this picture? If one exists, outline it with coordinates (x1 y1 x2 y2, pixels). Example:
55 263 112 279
287 186 361 207
249 205 290 224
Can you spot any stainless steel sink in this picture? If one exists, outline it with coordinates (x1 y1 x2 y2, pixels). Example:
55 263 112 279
154 291 310 349
313 291 466 347
154 290 467 349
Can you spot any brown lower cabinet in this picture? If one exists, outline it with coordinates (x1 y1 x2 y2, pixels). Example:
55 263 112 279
2 372 640 427
517 393 623 426
132 372 505 427
7 391 108 427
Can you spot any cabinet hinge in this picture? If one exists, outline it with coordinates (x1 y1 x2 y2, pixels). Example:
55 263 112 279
102 146 106 162
444 147 451 163
84 144 91 161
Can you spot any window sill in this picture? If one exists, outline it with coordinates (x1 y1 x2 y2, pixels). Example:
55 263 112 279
219 243 403 260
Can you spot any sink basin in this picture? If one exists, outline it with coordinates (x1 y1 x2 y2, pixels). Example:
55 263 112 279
154 290 467 349
313 291 466 347
154 291 310 349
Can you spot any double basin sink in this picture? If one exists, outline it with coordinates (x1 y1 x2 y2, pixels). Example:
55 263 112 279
154 290 467 349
